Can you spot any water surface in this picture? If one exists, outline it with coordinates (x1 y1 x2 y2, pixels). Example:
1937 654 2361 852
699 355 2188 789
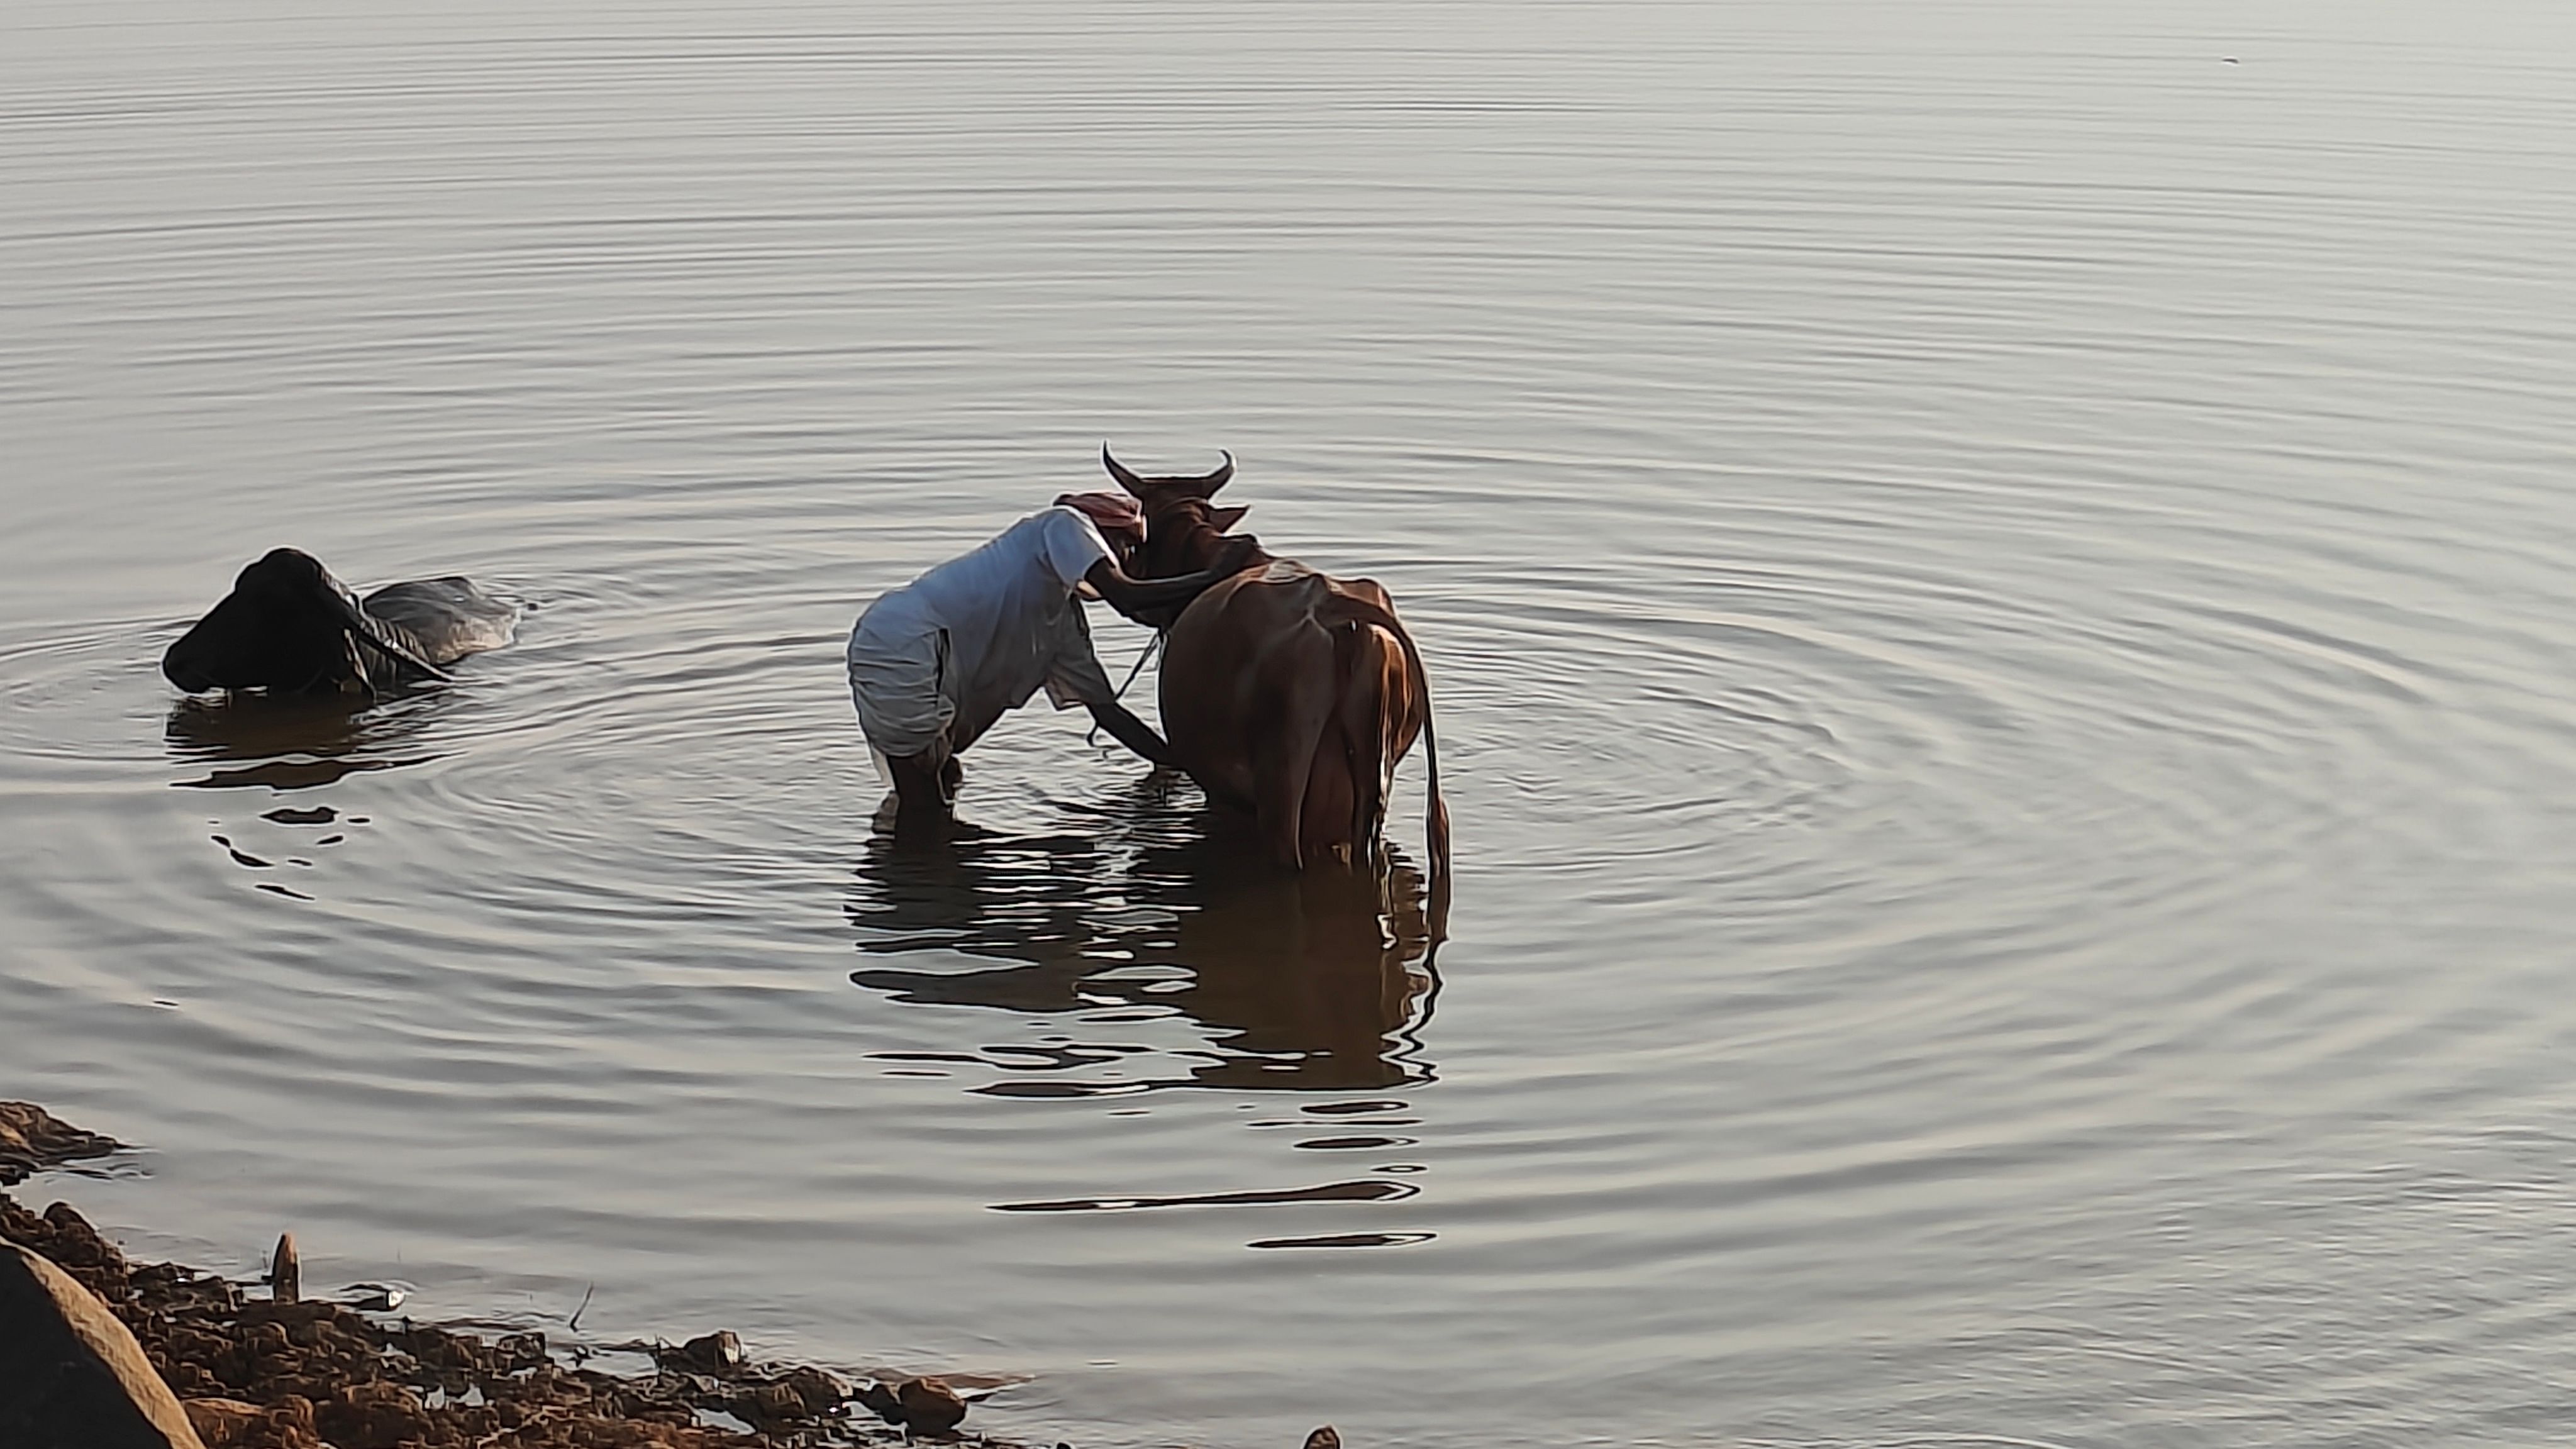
7 2 2576 1445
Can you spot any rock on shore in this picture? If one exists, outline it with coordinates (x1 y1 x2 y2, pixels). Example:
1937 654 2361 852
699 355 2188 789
0 1101 123 1185
0 1104 1358 1449
0 1101 977 1448
0 1181 931 1446
1 1240 207 1448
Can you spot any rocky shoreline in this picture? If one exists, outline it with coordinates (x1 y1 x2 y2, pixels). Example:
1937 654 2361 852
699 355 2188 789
0 1103 1024 1449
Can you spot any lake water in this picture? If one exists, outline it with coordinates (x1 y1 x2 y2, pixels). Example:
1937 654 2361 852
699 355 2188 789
7 2 2576 1445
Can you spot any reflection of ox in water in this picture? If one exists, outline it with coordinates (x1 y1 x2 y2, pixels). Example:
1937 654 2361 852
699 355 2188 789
1101 448 1449 906
162 547 517 697
847 783 1441 1092
163 646 467 886
165 684 447 793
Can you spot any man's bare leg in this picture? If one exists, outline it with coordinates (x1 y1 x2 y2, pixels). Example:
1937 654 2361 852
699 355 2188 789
887 750 954 835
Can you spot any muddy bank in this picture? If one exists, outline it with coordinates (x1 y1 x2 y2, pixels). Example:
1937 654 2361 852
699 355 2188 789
0 1104 1015 1449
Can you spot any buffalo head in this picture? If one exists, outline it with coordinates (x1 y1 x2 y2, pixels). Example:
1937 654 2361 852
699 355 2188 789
163 548 447 696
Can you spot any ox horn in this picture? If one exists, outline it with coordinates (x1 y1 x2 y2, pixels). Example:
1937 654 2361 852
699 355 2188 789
1102 444 1236 499
1101 443 1148 497
1197 449 1235 497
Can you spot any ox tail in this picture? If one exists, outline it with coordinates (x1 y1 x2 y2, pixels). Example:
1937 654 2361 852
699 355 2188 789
1323 597 1450 902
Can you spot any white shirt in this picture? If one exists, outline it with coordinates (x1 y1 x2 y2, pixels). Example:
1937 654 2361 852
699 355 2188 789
873 505 1120 738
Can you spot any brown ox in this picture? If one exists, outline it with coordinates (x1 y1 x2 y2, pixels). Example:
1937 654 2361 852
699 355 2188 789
1104 447 1450 894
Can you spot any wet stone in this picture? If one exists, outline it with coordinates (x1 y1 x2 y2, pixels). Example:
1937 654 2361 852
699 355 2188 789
0 1102 125 1186
3 1187 914 1448
897 1375 969 1435
183 1394 323 1449
267 1233 298 1306
667 1328 747 1376
855 1379 905 1423
0 1110 994 1449
0 1241 206 1449
780 1365 851 1414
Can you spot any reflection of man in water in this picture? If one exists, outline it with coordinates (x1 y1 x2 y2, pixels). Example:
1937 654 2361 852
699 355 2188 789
847 491 1248 829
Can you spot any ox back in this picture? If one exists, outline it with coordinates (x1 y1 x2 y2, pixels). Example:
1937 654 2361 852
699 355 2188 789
1157 558 1449 892
361 578 520 669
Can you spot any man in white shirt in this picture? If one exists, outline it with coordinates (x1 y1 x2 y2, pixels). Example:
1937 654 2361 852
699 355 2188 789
847 491 1251 830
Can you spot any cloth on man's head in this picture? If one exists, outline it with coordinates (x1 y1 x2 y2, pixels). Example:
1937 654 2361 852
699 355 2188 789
1054 491 1146 537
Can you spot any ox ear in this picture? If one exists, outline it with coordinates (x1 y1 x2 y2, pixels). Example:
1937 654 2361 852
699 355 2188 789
1101 443 1148 499
1208 504 1250 532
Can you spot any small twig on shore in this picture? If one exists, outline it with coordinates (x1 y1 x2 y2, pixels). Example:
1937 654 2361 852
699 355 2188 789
568 1280 595 1332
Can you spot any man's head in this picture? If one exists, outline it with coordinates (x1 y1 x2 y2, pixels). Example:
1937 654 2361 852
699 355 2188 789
1055 491 1146 565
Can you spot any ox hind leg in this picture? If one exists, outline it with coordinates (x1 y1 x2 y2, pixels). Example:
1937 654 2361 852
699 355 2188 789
1251 628 1339 870
1303 620 1402 872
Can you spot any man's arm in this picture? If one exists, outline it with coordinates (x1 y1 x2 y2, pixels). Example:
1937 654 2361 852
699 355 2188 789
1081 538 1257 626
1086 699 1177 767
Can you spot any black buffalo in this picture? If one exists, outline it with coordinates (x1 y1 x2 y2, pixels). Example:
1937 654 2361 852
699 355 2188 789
162 548 517 696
